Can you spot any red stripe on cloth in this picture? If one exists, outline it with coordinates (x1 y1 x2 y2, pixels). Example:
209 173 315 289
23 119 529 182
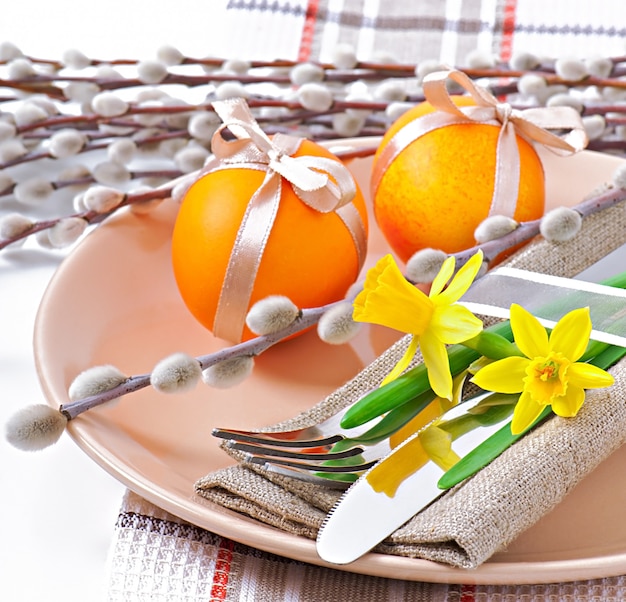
210 537 235 601
297 0 320 62
499 0 518 61
460 583 476 601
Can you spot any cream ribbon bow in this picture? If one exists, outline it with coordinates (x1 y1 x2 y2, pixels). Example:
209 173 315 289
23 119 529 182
205 98 366 343
371 69 588 217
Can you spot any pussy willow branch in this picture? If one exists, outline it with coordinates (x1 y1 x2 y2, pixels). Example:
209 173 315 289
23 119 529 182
453 185 626 267
60 301 339 419
56 183 626 420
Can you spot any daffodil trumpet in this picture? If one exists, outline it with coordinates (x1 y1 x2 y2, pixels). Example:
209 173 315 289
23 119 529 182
341 320 515 429
343 265 626 431
439 341 626 490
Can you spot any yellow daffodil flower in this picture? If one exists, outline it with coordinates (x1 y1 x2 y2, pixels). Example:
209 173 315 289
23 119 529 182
471 303 615 435
353 251 484 399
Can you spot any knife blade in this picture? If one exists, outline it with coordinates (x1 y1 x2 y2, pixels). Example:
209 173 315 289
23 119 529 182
316 393 516 564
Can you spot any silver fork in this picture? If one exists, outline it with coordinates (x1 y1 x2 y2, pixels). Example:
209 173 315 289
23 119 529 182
212 395 431 489
213 403 399 488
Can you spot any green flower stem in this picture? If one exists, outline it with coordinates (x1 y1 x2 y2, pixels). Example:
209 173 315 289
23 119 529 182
341 271 626 431
332 389 437 452
437 342 626 490
340 321 513 429
462 330 522 359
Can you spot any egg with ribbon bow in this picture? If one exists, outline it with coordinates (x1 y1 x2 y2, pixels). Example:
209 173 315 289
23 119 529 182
171 99 368 343
372 69 587 263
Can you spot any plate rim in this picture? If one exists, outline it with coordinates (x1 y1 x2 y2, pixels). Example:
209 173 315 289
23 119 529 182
33 139 626 585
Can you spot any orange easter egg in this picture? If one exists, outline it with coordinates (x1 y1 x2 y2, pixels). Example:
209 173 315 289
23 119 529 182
171 139 368 342
372 95 545 262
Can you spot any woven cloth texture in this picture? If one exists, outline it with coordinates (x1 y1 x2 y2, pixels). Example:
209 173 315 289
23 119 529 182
216 0 626 63
106 490 626 601
195 197 626 569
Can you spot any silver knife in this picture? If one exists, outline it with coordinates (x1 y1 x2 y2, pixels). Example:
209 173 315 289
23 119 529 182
316 393 515 564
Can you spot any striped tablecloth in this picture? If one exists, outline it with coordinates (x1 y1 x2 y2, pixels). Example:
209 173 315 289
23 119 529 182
105 491 626 601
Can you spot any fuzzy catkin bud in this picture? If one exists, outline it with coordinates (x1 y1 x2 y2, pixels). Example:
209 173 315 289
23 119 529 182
83 185 125 213
290 62 325 85
405 248 448 283
555 57 588 82
137 60 168 84
474 215 519 243
373 80 407 102
107 138 137 165
214 81 249 100
188 112 219 141
297 82 333 112
92 161 131 186
246 295 300 335
49 129 86 158
157 44 184 66
221 58 251 75
14 102 47 127
385 102 413 122
7 57 36 79
174 146 209 173
317 302 361 345
0 121 16 141
68 364 127 401
415 59 446 81
0 41 22 61
0 213 32 239
5 405 67 451
202 356 254 389
150 352 202 394
14 178 54 205
62 48 91 69
0 139 27 162
539 207 582 242
48 217 88 248
517 73 547 98
64 81 100 103
585 56 613 78
582 114 606 140
509 51 540 71
332 113 365 137
333 43 358 69
612 163 626 190
546 93 584 113
92 92 129 117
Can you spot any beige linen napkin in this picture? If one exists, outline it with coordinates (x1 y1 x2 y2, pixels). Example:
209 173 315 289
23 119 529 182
195 198 626 569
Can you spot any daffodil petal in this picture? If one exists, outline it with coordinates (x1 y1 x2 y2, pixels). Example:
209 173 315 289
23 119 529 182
551 385 586 418
353 254 434 333
510 303 549 359
420 330 453 400
380 336 419 387
568 361 615 389
430 255 456 297
430 303 484 344
436 250 484 304
549 307 592 361
471 356 529 393
511 390 545 435
419 426 461 471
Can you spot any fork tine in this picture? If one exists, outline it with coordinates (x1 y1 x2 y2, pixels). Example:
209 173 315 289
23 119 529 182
212 427 344 448
230 441 364 461
247 455 378 473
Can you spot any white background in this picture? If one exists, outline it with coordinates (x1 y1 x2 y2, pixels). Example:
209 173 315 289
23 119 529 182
0 2 253 601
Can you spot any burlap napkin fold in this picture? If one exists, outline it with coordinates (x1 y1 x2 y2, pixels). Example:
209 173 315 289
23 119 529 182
195 199 626 569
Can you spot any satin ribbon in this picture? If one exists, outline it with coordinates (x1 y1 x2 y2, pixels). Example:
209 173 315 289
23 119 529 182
371 69 588 218
205 98 366 343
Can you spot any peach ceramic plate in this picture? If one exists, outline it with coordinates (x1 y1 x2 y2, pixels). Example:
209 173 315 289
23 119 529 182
35 138 626 584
